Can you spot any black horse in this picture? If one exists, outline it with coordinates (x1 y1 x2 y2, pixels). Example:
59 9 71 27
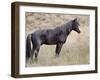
26 18 80 62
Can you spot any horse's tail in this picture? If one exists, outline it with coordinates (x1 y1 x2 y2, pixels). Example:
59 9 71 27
26 34 31 59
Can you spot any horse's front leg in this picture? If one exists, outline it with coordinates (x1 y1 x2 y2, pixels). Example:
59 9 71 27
55 43 63 56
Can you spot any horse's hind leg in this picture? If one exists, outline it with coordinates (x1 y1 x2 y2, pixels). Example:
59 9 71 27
30 48 39 63
55 43 63 56
34 47 40 62
30 47 35 63
30 44 40 62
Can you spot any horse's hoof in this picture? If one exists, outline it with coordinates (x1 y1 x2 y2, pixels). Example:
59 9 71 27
55 54 59 57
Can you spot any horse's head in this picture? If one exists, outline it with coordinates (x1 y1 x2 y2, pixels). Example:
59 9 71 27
72 18 80 33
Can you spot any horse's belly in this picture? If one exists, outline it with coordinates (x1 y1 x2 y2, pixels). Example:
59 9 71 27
43 36 57 45
44 39 57 45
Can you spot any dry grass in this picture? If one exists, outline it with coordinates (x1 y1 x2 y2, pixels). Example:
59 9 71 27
25 13 90 67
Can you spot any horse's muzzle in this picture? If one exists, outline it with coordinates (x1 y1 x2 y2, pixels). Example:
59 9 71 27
76 29 81 33
74 27 81 33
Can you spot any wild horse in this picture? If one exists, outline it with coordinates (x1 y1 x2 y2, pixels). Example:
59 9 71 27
26 18 80 62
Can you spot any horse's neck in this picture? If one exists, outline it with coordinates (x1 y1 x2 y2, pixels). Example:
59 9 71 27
63 22 73 35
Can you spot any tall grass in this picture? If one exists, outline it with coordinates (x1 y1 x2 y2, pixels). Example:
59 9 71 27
26 13 90 67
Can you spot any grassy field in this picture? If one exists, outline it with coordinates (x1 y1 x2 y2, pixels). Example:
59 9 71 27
25 12 90 67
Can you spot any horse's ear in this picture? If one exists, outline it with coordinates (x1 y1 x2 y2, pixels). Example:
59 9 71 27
73 18 77 22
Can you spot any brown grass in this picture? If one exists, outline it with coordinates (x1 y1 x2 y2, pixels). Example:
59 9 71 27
25 13 90 67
